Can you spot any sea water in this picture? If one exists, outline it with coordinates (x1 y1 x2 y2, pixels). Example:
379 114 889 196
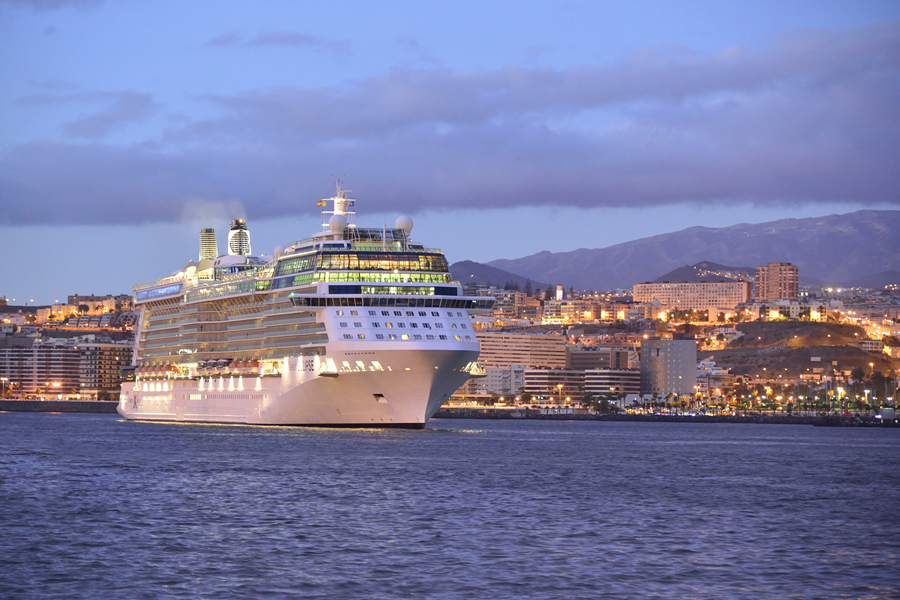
1 413 898 599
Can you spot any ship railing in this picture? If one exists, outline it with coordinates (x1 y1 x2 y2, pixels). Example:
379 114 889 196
133 274 194 292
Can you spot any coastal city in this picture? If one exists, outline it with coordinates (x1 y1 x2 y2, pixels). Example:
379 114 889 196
3 239 898 421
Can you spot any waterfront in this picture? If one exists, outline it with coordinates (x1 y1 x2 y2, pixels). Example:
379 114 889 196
1 414 898 599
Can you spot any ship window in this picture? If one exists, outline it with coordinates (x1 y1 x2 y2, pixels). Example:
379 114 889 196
413 334 422 340
382 311 390 316
339 322 348 327
426 335 435 340
397 323 406 328
343 334 352 339
410 323 418 328
465 336 472 341
375 334 384 340
418 311 426 316
447 312 453 316
439 335 448 340
336 310 344 316
455 335 461 341
431 311 439 316
354 322 362 327
451 324 457 329
435 323 443 329
401 334 409 340
389 334 397 340
406 311 414 316
457 312 463 317
386 322 392 328
461 324 468 329
351 311 358 316
394 311 402 316
422 323 431 329
369 311 376 316
358 334 366 339
372 322 380 328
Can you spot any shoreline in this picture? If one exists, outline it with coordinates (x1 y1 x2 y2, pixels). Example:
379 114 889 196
433 409 899 427
0 400 119 414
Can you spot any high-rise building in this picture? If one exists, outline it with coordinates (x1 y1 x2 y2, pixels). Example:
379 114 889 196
524 369 584 401
754 262 799 302
476 333 567 368
227 220 251 256
633 281 752 311
585 369 641 396
640 336 697 397
199 228 218 260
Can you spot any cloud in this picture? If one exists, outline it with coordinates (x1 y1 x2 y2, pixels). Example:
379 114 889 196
247 30 350 55
16 91 162 139
207 31 240 47
0 0 103 10
1 21 898 226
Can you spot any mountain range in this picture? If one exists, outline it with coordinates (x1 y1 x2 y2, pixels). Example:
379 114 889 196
482 210 900 291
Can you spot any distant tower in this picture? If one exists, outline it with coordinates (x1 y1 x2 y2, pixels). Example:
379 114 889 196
228 220 251 256
199 228 218 261
754 262 799 302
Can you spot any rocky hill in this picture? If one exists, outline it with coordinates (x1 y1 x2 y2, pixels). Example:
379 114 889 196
486 210 900 291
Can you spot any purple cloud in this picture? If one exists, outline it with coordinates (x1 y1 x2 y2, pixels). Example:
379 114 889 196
1 21 898 226
16 91 162 139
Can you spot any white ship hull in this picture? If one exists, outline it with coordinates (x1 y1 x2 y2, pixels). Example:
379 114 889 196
118 349 476 428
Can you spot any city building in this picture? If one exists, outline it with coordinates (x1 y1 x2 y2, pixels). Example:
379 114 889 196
524 369 585 402
567 347 630 370
476 333 567 368
78 342 133 400
457 364 525 396
640 336 698 397
633 281 752 312
584 369 641 397
227 219 251 255
199 227 218 260
0 337 133 399
754 262 799 302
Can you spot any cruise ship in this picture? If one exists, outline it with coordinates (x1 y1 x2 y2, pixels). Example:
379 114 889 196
118 185 493 427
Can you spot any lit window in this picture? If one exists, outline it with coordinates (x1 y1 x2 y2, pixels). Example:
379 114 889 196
358 334 365 339
401 334 409 340
426 335 435 340
386 322 393 328
451 323 457 329
455 335 461 340
389 334 397 340
336 310 344 316
343 334 352 339
339 322 348 327
351 310 358 316
354 322 362 327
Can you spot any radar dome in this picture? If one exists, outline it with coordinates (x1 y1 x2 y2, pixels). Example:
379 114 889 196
273 245 286 259
328 214 348 234
395 215 413 235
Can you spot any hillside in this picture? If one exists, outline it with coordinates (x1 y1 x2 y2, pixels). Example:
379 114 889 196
651 261 754 284
449 260 546 290
487 210 900 291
